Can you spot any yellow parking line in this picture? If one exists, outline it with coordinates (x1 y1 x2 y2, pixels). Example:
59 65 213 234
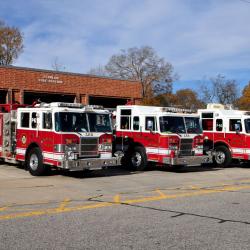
113 194 121 204
57 198 71 212
0 202 112 221
155 189 167 198
123 185 250 204
0 184 249 221
0 206 8 212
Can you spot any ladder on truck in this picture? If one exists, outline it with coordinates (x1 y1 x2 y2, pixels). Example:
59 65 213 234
0 105 18 163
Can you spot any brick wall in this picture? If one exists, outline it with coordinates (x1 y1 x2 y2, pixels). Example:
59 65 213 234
0 66 142 104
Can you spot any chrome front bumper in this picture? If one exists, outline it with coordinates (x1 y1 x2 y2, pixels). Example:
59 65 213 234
61 156 122 171
163 155 209 166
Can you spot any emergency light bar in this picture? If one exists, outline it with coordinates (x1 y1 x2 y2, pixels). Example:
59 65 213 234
88 105 103 109
206 103 234 110
160 107 195 114
207 103 225 110
84 105 104 111
32 102 105 110
49 102 84 108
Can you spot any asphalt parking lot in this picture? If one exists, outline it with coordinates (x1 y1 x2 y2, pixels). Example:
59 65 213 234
0 163 250 250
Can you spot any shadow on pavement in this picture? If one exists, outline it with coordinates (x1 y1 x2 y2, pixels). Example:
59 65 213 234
48 166 138 179
1 160 248 179
145 164 222 173
51 164 225 178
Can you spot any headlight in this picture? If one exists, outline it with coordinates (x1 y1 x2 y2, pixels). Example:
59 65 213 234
66 151 77 160
99 144 112 151
169 145 178 150
65 144 77 151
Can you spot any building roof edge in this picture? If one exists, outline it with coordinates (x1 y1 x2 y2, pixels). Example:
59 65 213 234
0 65 139 83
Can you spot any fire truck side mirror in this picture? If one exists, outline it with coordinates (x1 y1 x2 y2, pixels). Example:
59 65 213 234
149 128 155 134
147 120 154 133
235 124 241 134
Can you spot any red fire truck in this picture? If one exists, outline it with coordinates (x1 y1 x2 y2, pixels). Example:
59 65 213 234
198 103 250 167
0 102 121 176
114 105 207 170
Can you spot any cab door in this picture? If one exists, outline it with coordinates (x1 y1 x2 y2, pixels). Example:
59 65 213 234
0 114 3 156
244 119 250 158
144 116 160 161
226 118 245 157
40 111 55 164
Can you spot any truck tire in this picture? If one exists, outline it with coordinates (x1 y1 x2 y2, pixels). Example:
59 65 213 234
26 147 47 176
214 145 232 167
129 146 147 171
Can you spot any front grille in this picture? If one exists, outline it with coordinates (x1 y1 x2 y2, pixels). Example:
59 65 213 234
80 137 99 157
179 139 193 156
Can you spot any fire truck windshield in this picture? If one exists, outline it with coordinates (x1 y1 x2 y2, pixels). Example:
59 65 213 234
88 113 112 132
160 116 185 133
244 119 250 133
55 112 88 132
160 116 202 134
184 117 202 134
55 112 112 133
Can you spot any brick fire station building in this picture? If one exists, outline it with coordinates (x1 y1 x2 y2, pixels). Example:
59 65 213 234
0 66 142 108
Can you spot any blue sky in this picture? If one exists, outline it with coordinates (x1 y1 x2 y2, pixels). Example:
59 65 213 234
0 0 249 94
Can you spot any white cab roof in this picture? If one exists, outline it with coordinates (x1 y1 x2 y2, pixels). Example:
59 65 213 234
117 105 199 117
198 108 250 118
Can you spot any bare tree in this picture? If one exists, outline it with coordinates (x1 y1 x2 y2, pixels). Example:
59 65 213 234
105 46 177 98
200 74 238 105
0 20 24 65
199 77 216 103
51 57 66 71
216 80 238 105
87 64 108 77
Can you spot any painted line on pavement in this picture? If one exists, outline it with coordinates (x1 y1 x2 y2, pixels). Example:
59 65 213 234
0 206 8 212
113 194 121 204
56 198 71 212
0 183 250 221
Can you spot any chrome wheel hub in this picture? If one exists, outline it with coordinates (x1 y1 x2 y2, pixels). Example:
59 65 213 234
29 154 39 170
215 151 225 164
131 152 142 167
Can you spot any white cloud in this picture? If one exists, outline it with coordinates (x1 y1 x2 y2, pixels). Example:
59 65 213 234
0 0 249 85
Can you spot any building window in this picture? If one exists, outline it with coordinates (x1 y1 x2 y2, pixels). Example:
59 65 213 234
229 119 242 132
120 109 131 130
133 116 140 130
216 119 223 131
21 113 30 128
